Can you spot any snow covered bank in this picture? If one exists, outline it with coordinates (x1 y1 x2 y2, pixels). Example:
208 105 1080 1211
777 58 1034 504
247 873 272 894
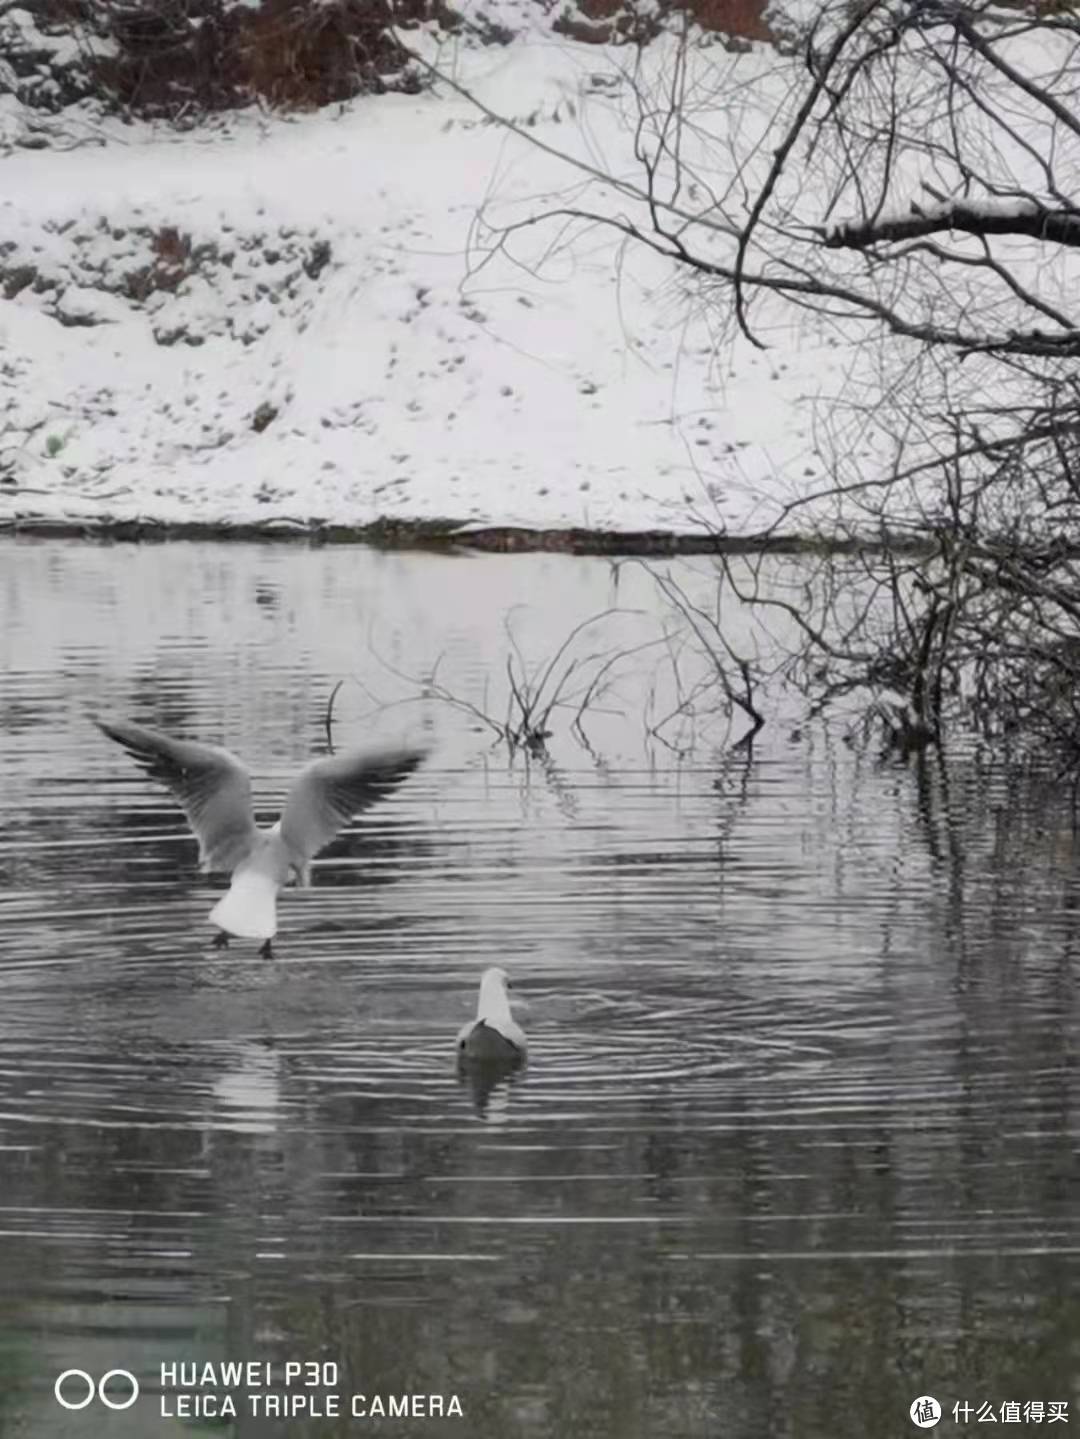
0 16 858 542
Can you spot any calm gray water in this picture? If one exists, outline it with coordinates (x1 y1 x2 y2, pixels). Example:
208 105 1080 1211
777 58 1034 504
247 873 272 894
1 538 1079 1438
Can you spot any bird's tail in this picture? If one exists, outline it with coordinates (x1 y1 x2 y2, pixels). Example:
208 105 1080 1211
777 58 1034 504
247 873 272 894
209 869 277 941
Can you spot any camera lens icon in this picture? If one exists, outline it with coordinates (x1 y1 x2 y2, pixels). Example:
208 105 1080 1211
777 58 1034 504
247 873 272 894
55 1369 139 1411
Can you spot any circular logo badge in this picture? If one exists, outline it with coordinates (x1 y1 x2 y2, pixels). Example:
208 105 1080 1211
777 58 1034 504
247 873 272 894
910 1396 942 1429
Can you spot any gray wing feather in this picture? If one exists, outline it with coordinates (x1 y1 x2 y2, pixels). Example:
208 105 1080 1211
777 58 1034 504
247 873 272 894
94 716 257 872
279 745 426 865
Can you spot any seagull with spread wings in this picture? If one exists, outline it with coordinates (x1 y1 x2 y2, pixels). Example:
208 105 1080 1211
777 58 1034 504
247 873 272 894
94 717 426 957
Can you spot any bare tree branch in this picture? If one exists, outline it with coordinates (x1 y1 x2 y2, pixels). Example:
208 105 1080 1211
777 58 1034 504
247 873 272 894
825 199 1080 254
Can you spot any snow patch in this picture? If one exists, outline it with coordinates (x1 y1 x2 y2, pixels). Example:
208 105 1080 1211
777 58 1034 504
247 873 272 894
0 29 853 537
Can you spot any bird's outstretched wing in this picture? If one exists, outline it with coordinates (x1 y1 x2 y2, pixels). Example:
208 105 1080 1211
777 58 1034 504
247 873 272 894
279 745 426 866
93 716 257 871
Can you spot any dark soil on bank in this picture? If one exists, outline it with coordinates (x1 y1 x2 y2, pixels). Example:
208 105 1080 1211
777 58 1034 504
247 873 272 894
0 512 930 556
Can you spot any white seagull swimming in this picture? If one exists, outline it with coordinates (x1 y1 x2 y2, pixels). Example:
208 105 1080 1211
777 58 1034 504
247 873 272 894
94 716 426 956
456 967 527 1062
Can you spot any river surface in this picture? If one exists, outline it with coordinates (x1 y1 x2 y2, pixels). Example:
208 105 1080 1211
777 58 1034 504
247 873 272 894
1 538 1078 1438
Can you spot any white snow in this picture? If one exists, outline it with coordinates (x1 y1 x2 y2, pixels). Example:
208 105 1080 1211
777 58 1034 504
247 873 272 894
0 6 118 68
0 16 902 538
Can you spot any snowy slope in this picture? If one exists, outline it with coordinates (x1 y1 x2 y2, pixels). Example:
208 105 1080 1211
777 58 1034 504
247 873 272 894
0 19 861 538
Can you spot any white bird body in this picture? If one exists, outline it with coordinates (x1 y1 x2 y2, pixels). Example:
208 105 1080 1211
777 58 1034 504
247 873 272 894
94 717 425 950
209 851 282 940
457 967 527 1060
